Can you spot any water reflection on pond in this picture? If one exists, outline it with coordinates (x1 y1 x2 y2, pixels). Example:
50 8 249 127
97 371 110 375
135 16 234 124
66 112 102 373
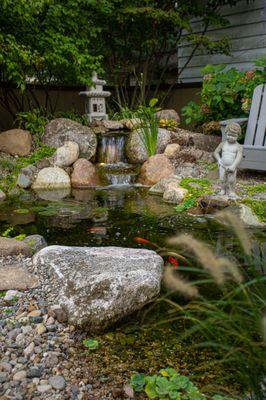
0 187 265 259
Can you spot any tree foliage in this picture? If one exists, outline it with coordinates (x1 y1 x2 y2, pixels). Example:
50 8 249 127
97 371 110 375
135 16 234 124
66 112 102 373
0 0 245 115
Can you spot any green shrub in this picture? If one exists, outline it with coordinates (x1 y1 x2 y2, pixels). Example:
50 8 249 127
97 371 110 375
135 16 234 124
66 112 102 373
182 58 266 131
16 108 49 144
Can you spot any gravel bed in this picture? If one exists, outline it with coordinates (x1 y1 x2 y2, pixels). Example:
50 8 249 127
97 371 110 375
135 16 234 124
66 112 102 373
0 255 127 400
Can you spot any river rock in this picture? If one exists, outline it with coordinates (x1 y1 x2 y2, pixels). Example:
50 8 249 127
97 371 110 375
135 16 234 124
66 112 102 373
156 109 180 122
33 246 163 331
52 141 79 167
49 375 66 390
138 154 175 186
164 143 181 158
0 237 32 257
126 128 172 164
71 158 99 187
43 118 97 160
163 184 188 204
32 167 71 190
23 234 47 253
227 204 266 228
102 120 124 130
0 189 6 201
198 195 231 213
0 265 39 290
123 118 141 131
149 175 181 195
17 165 37 188
0 129 32 156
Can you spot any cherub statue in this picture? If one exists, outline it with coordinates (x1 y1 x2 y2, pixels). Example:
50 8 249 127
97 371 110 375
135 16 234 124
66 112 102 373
214 122 243 199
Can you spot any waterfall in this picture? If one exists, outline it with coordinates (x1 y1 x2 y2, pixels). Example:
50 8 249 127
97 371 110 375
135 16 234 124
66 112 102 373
98 135 126 164
98 133 137 186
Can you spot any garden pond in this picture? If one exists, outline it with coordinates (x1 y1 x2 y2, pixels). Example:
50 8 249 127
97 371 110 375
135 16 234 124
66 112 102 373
0 185 265 259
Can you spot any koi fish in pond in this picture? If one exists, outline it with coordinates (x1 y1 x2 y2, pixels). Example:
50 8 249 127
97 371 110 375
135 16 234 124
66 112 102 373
133 237 179 269
87 226 107 235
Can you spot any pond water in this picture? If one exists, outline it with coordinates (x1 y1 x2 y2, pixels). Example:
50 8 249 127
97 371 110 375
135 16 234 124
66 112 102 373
0 186 265 260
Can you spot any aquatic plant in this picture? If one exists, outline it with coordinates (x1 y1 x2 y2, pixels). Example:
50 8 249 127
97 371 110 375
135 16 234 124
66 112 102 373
137 98 160 157
130 368 236 400
159 214 266 399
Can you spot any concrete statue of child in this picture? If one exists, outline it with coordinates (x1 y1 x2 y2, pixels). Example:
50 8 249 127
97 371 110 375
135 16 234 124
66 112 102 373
214 122 243 199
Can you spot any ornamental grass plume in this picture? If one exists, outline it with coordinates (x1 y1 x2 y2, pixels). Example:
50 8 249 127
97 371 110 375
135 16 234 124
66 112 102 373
217 257 243 284
216 210 252 256
163 266 199 299
167 234 226 285
160 225 266 399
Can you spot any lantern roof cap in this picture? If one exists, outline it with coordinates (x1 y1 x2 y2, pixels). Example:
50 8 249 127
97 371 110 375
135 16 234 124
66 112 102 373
79 90 111 98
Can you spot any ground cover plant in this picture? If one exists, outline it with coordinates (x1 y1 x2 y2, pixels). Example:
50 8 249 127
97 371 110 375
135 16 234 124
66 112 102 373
0 145 55 192
131 369 235 400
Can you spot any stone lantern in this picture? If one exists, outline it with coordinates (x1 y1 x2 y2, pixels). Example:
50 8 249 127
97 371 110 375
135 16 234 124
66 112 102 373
79 72 111 122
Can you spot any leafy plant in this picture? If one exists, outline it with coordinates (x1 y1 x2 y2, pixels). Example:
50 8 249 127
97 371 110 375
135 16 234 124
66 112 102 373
131 369 235 400
175 178 213 213
1 226 26 240
83 338 99 350
0 145 55 191
16 108 48 144
182 61 266 131
54 110 88 126
137 98 160 157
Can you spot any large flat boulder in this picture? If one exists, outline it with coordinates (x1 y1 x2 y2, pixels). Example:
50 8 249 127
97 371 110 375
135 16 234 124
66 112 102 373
43 118 97 160
0 237 32 257
33 246 163 331
126 128 172 164
0 129 32 156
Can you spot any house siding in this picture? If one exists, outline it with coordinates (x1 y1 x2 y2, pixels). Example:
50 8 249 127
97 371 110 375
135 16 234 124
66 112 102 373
177 0 266 83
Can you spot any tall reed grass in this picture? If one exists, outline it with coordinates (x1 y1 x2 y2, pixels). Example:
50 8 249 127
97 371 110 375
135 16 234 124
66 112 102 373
137 98 159 157
160 213 266 399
